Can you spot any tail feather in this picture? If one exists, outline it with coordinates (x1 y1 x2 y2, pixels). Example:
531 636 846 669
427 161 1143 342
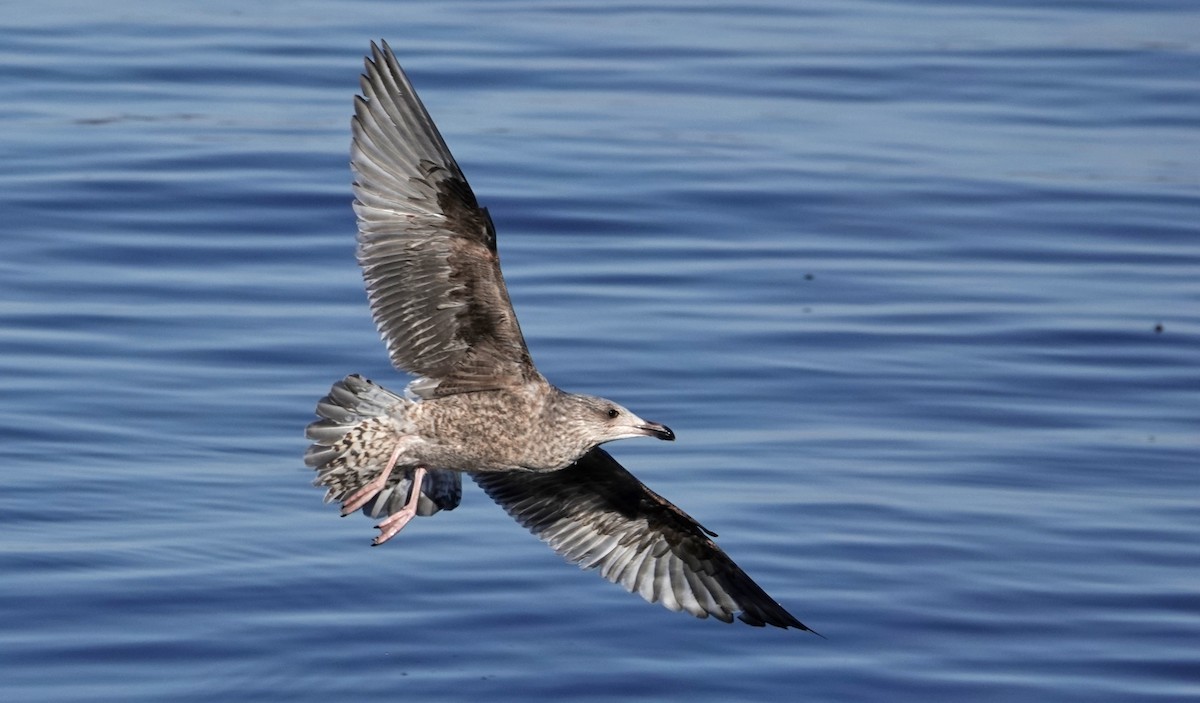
306 374 461 517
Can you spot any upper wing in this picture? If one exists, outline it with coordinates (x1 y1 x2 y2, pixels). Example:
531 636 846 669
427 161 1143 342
473 448 815 631
351 41 540 396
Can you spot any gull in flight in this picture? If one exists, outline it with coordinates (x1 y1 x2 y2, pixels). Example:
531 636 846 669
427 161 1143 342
306 41 816 632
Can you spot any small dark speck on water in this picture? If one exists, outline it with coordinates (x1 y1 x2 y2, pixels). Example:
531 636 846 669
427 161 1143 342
1154 322 1164 333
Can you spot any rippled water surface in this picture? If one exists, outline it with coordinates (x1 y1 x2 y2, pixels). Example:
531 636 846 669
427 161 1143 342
2 2 1198 701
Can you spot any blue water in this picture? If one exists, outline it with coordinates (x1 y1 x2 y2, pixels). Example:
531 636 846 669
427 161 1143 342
2 1 1197 701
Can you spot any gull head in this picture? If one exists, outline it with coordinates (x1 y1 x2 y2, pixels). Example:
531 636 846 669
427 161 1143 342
556 391 675 451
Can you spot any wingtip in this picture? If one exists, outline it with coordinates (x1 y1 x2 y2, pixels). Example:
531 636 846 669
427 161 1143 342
737 606 821 635
365 40 393 76
785 616 826 638
785 616 825 638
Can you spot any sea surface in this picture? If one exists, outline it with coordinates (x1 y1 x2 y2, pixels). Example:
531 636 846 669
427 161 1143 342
2 2 1197 701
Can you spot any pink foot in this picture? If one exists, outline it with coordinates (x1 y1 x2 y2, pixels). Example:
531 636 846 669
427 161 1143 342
340 440 407 516
372 466 427 546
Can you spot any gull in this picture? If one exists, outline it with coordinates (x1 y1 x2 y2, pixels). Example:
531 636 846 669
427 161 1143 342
306 41 815 631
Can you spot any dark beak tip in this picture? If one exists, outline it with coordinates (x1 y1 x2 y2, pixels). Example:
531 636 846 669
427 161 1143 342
639 422 674 442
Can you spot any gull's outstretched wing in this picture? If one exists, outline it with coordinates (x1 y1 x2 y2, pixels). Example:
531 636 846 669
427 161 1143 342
352 41 540 397
473 448 815 631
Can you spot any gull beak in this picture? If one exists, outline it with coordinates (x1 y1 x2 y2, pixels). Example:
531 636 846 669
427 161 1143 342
638 421 675 442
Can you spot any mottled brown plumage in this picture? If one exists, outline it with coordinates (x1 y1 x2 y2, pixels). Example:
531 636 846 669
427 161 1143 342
305 41 814 632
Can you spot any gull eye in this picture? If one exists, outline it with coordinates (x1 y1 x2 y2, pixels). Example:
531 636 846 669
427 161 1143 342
606 407 620 420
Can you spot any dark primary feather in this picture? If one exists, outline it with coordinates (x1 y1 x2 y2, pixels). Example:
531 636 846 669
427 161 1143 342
474 448 814 631
352 41 540 396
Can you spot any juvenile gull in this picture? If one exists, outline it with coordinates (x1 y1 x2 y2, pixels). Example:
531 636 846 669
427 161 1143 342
306 41 815 632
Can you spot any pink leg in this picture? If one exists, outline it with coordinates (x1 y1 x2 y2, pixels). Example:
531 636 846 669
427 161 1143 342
340 439 409 516
372 466 427 546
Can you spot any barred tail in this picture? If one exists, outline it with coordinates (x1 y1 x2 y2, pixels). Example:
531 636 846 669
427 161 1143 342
305 374 460 517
